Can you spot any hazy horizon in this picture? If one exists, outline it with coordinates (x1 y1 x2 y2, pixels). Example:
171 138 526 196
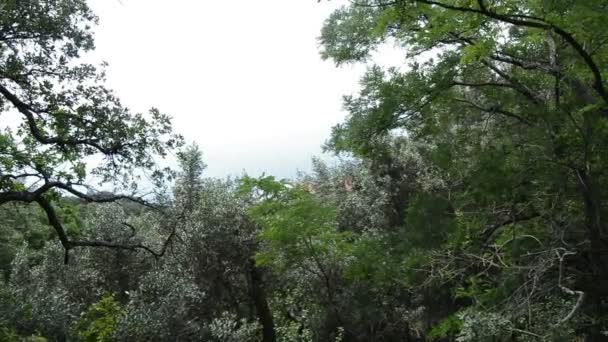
86 0 405 179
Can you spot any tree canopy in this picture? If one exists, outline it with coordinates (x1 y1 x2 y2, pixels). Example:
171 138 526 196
0 0 182 261
317 0 608 339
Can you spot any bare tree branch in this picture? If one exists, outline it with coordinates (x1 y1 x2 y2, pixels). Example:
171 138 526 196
554 249 585 326
451 97 532 126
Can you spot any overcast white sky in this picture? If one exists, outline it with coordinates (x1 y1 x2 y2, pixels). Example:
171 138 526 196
86 0 401 179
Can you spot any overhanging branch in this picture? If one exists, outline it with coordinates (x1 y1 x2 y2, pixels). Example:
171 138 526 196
0 83 125 155
1 177 171 264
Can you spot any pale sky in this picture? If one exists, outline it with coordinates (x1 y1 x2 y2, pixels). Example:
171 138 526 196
86 0 402 179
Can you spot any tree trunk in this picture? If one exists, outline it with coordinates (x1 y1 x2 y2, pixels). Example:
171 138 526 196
248 259 276 342
576 169 608 341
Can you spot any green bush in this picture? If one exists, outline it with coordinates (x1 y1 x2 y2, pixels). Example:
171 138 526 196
75 294 122 342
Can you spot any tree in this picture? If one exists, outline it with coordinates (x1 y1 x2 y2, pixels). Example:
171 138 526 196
175 144 206 213
174 168 277 342
0 0 182 260
320 0 608 339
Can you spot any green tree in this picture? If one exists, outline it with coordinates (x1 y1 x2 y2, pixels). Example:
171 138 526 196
320 0 608 339
76 294 122 342
0 0 182 260
175 144 206 213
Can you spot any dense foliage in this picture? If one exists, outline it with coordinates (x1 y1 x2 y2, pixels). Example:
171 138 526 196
1 0 608 341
